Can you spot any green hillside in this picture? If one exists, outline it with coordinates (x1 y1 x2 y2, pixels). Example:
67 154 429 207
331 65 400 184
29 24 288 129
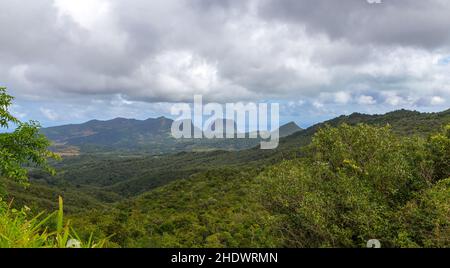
6 108 450 210
71 168 280 248
41 118 301 155
3 106 450 248
68 122 450 248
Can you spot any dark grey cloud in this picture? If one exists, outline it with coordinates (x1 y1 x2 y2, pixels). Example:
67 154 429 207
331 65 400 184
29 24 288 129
259 0 450 49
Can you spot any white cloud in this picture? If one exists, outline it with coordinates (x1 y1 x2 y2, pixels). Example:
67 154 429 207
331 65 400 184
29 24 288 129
53 0 111 29
312 101 324 109
1 0 449 126
430 96 445 106
40 107 60 121
357 95 376 105
383 92 406 106
334 91 352 104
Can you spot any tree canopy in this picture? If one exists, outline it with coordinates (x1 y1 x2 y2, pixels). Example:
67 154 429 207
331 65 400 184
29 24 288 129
0 87 59 187
260 123 450 247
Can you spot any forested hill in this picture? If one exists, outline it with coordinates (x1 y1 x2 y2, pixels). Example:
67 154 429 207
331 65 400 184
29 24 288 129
312 108 450 136
278 108 450 150
40 108 449 157
3 107 450 247
9 107 448 209
41 117 302 155
69 109 450 248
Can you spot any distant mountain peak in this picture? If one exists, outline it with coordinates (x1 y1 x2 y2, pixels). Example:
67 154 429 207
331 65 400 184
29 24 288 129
156 116 170 120
40 107 450 155
110 117 136 122
279 121 302 137
144 116 172 122
282 121 301 128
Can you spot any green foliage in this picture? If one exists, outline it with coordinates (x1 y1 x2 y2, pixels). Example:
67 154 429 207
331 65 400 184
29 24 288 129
0 88 19 127
396 178 450 247
41 116 266 155
72 169 281 248
0 88 105 248
0 87 60 186
260 124 450 248
309 124 415 201
0 196 106 248
2 90 448 249
427 125 450 181
3 146 279 212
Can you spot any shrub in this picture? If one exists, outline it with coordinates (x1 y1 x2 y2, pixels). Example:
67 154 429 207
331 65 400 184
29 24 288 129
0 196 106 248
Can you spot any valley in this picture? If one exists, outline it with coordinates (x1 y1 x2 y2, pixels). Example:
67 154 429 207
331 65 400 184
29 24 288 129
3 108 450 247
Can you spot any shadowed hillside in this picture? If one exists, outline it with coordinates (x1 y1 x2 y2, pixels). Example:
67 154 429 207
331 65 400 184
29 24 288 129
42 117 303 155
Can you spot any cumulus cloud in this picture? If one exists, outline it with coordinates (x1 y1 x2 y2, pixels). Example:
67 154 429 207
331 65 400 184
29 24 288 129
357 95 376 105
0 0 449 126
40 107 60 121
430 96 445 106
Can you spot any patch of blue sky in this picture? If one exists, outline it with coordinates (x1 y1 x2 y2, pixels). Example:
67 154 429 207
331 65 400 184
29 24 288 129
438 56 450 65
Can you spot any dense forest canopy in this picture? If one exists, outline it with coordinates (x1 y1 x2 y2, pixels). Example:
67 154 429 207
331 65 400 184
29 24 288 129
260 124 450 247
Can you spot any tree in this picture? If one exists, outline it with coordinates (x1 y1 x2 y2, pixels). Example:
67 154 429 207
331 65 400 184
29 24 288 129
259 123 450 247
397 178 450 247
0 87 59 188
427 124 450 182
0 87 109 248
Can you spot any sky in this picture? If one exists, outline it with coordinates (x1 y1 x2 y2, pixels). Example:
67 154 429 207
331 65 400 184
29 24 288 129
1 0 450 128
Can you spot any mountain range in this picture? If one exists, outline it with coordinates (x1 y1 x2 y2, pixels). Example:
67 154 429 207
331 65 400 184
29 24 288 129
4 107 449 238
41 117 302 155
